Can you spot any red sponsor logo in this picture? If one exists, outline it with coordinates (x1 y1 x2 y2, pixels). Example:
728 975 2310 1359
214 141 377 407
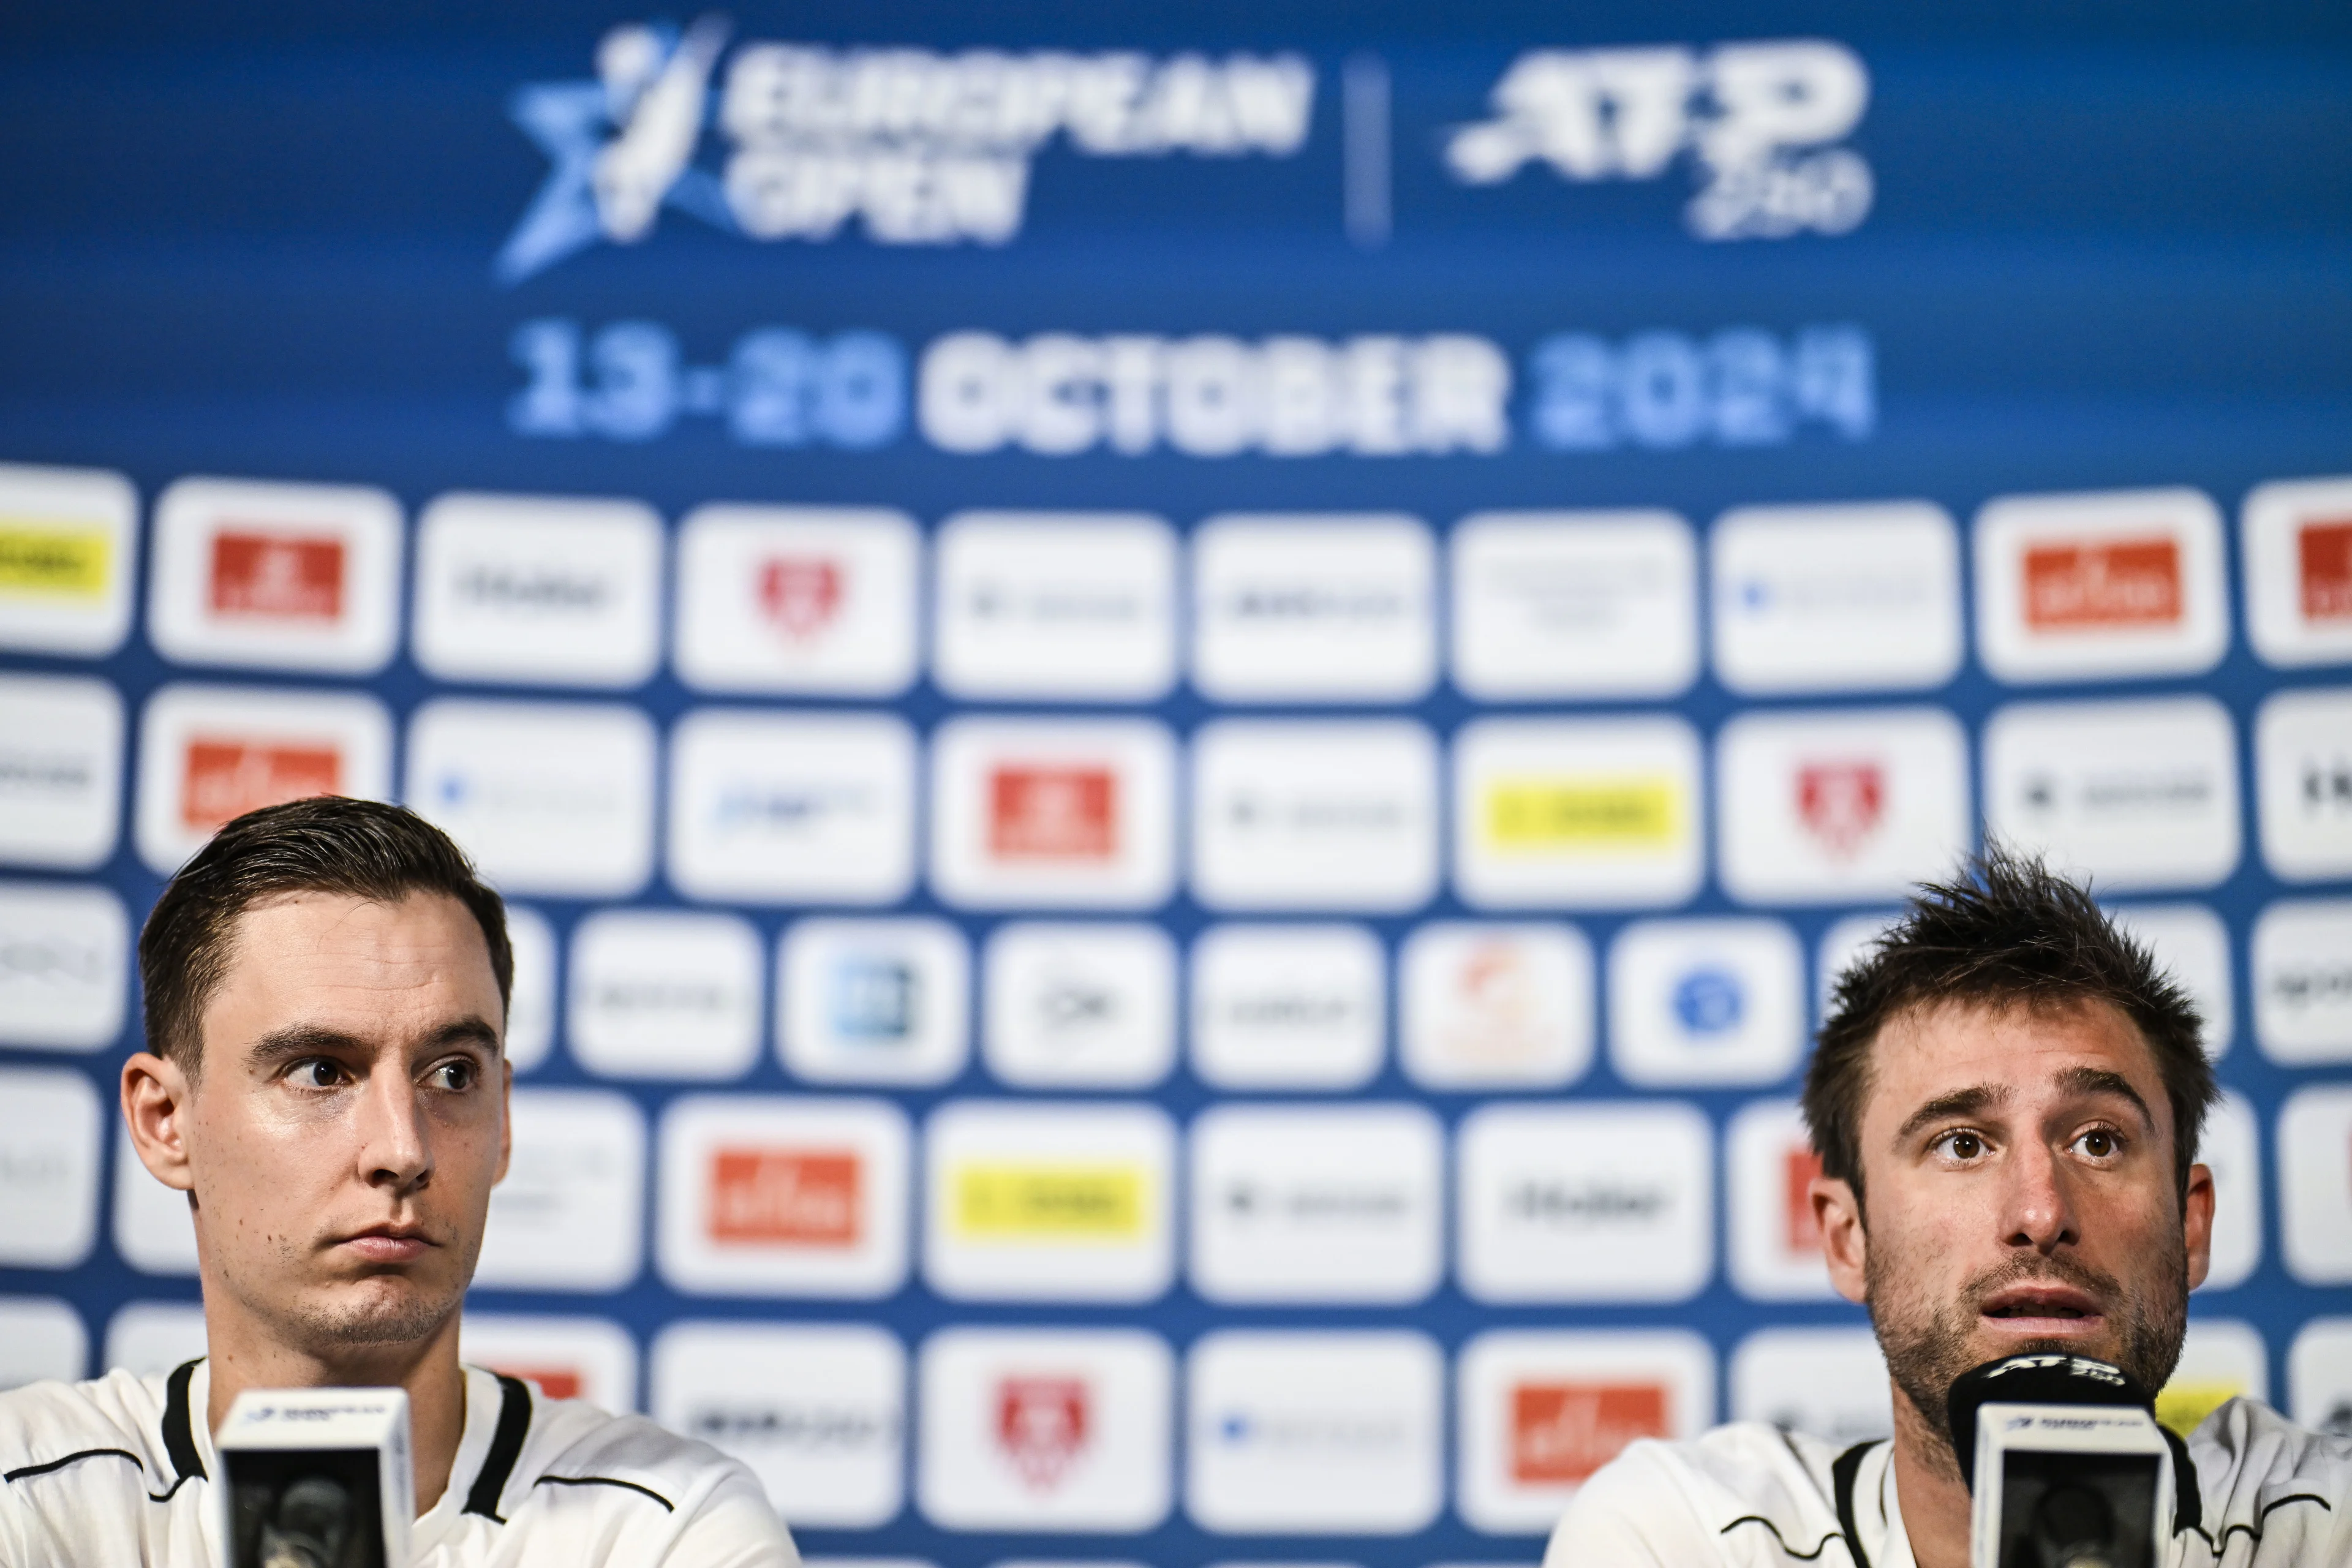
1511 1381 1670 1484
1797 760 1884 859
209 531 345 622
181 739 341 831
2022 537 2182 630
490 1365 583 1401
1784 1145 1825 1254
758 556 843 639
2299 519 2352 623
707 1147 861 1246
997 1375 1090 1490
989 765 1117 861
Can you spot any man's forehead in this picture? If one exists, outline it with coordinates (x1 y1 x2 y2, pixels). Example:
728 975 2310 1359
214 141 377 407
1866 995 2166 1115
209 889 501 1021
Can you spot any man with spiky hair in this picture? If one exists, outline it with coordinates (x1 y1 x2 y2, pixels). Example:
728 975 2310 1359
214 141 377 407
1544 847 2350 1567
0 797 798 1566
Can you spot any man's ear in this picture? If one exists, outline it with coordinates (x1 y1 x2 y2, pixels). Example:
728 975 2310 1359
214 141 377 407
1811 1172 1869 1305
2182 1161 2214 1292
121 1050 195 1194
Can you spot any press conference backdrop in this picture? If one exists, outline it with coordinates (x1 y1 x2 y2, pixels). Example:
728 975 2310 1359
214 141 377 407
2 1 2350 1562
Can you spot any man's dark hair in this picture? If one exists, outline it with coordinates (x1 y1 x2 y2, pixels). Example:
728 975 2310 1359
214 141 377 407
139 796 512 1076
1803 843 2215 1210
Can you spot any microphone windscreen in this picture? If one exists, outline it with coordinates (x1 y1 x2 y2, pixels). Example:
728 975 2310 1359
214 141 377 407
1945 1354 2154 1492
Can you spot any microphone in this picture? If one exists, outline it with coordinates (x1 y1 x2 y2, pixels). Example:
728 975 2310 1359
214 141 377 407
1945 1355 2174 1568
215 1387 412 1568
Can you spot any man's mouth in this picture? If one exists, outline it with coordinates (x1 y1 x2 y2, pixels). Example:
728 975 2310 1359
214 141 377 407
1978 1283 2106 1329
337 1224 437 1265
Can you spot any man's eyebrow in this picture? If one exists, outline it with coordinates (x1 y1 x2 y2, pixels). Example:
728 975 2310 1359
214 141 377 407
426 1017 503 1057
2054 1065 2155 1131
246 1024 369 1068
1894 1084 2005 1145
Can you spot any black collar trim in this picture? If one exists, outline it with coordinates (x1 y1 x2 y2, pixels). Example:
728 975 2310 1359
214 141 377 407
1830 1439 1879 1568
161 1360 206 1485
462 1374 534 1523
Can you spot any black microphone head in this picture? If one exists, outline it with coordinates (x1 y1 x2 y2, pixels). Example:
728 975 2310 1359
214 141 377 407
1945 1354 2154 1492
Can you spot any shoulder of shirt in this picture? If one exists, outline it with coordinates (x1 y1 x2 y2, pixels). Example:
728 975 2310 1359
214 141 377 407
513 1385 763 1515
2183 1396 2351 1549
1557 1421 1861 1559
0 1370 173 1488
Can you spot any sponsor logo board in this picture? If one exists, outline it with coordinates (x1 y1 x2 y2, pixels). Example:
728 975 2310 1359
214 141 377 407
1186 1330 1443 1534
1975 488 2228 682
135 683 391 875
2279 1084 2352 1286
1192 720 1439 911
669 710 916 905
2160 1321 2268 1436
780 918 970 1086
568 909 763 1080
461 1314 639 1412
0 1298 86 1392
2197 1093 2262 1293
2108 903 2233 1060
1450 511 1698 699
1983 697 2241 891
413 491 664 687
112 1125 197 1275
1457 1330 1713 1532
917 1327 1172 1531
1454 717 1704 908
674 505 921 695
1710 502 1962 693
0 461 138 657
0 881 127 1050
148 477 402 673
405 698 657 897
655 1322 905 1527
935 511 1177 700
103 1302 211 1381
1815 910 1899 1025
475 1088 647 1291
1609 919 1805 1088
932 717 1175 908
0 1068 102 1269
925 1101 1174 1301
657 1094 909 1297
0 674 123 870
1189 1104 1442 1304
501 904 557 1074
1715 707 1970 904
2256 686 2352 881
1458 1101 1712 1302
1192 514 1436 702
1400 922 1594 1090
983 922 1176 1089
2242 477 2352 668
1189 923 1385 1090
1724 1098 1833 1300
2252 899 2352 1065
1728 1327 1890 1446
2288 1318 2352 1439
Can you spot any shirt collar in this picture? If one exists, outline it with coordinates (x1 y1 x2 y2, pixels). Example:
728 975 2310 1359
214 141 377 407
411 1365 510 1554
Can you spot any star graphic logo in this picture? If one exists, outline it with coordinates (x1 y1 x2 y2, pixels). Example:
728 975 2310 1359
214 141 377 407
495 16 736 284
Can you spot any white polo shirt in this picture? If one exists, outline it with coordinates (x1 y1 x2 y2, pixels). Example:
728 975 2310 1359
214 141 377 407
0 1359 799 1567
1543 1398 2350 1567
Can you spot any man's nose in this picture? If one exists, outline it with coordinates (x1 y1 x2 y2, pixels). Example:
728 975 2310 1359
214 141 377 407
1999 1136 2079 1252
356 1060 433 1195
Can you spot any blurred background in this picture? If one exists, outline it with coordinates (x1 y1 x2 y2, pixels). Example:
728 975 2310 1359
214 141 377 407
1 1 2349 1563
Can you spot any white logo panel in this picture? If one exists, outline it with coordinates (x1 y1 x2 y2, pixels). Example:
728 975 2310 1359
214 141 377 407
1609 919 1805 1088
2252 899 2352 1065
474 1088 646 1292
413 491 663 687
1458 1102 1713 1302
2108 903 2233 1060
405 699 655 898
1192 514 1436 702
2198 1093 2261 1293
2280 1084 2352 1286
655 1322 905 1528
1975 487 2229 682
112 1127 197 1275
925 1100 1175 1303
0 674 123 871
1189 1104 1442 1304
1716 707 1970 904
501 903 557 1074
674 504 920 696
1193 720 1439 912
1983 697 2241 891
1450 510 1697 699
931 717 1175 910
148 476 401 673
1400 922 1594 1090
1186 1330 1442 1535
935 511 1177 701
1189 924 1385 1090
917 1327 1172 1532
1815 910 1900 1025
2256 686 2352 881
781 918 970 1087
1724 1098 1833 1300
1458 1329 1714 1532
657 1094 910 1298
2287 1318 2352 1437
1729 1327 1890 1446
104 1302 209 1380
2167 1321 2269 1422
0 1068 102 1269
461 1314 639 1414
669 710 916 906
1453 716 1704 909
2242 475 2352 668
568 910 763 1080
0 1297 88 1391
135 683 391 875
983 922 1176 1090
0 461 138 657
0 881 126 1050
1711 501 1962 693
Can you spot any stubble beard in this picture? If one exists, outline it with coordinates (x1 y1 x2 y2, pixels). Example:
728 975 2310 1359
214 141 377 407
241 1226 484 1361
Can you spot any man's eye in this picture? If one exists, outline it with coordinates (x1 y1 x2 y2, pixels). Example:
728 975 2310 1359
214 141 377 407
1940 1130 1985 1161
431 1060 477 1091
293 1059 345 1088
2076 1128 2121 1159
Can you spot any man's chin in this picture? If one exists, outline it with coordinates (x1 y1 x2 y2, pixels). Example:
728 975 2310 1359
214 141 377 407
1967 1316 2122 1370
288 1275 462 1352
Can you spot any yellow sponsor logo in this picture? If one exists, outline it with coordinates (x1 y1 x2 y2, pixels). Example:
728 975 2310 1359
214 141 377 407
1482 775 1681 850
953 1163 1147 1240
2155 1379 2243 1438
0 521 111 599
